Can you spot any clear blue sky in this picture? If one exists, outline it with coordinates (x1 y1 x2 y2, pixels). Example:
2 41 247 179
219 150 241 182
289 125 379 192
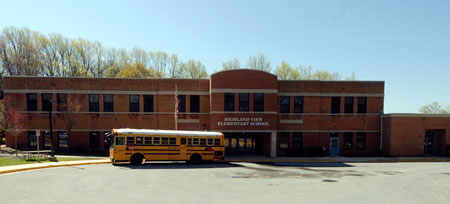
1 0 449 113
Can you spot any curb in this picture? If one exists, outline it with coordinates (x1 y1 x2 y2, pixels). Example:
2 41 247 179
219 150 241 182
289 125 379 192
224 158 450 163
0 160 112 175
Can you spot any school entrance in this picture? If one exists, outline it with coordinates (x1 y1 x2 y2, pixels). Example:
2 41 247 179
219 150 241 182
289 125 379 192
224 132 266 156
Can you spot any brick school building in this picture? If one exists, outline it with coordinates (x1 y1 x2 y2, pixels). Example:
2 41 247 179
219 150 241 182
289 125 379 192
2 69 450 157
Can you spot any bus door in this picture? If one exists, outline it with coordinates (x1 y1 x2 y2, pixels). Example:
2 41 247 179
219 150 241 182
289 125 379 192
179 137 187 159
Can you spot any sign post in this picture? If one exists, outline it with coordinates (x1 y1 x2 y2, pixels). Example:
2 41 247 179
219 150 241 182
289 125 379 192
35 130 40 160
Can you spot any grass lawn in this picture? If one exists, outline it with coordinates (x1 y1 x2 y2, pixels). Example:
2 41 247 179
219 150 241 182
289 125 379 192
0 156 96 167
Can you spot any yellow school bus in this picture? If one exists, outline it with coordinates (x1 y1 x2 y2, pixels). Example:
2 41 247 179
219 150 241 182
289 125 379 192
109 129 225 165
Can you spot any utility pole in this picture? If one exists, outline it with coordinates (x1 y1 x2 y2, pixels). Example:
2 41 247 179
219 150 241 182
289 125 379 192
174 82 178 130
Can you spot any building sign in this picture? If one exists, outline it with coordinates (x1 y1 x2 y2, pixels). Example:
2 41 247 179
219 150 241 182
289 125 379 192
217 117 269 126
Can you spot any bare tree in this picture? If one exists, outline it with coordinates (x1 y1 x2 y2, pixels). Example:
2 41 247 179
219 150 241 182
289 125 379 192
222 58 241 71
247 53 271 72
149 51 169 78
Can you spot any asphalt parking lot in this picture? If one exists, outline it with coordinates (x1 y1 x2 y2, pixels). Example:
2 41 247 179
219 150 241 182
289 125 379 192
1 161 450 204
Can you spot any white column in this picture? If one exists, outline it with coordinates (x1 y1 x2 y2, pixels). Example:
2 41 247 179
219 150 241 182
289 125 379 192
270 131 277 158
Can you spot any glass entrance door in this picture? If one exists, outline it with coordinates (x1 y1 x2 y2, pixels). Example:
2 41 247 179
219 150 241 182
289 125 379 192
330 133 340 156
424 131 434 155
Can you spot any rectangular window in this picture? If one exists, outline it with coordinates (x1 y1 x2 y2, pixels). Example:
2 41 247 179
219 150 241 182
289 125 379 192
280 96 290 113
161 137 169 145
331 97 340 113
356 132 366 149
293 132 303 149
57 94 67 111
143 95 153 112
200 138 206 146
42 93 52 112
181 138 187 145
28 131 37 147
254 93 264 112
344 97 354 113
27 93 38 111
188 138 192 146
104 94 114 112
58 131 69 148
43 131 51 148
153 137 160 145
280 133 289 149
224 93 235 111
169 137 176 145
192 138 199 146
130 95 140 112
144 136 152 144
136 136 143 145
207 138 213 146
214 138 221 146
116 137 125 146
343 132 353 149
358 97 367 113
190 95 200 112
89 131 100 149
239 93 249 112
89 94 99 112
126 136 134 145
294 96 303 113
178 95 186 113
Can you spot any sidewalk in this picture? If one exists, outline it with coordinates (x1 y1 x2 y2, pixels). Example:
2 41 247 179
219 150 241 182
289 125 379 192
0 159 111 175
1 156 449 175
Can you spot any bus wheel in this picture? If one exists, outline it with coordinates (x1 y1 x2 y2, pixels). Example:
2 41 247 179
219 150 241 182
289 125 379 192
189 154 202 164
130 154 144 165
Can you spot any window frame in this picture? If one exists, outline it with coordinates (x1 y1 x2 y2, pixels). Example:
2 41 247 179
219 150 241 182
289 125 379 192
293 132 303 149
239 93 249 112
104 94 114 112
129 94 140 112
358 97 367 114
294 96 303 113
331 96 340 114
143 95 154 112
177 95 186 113
224 93 235 112
280 96 290 113
344 97 354 114
89 131 100 149
343 132 353 150
356 132 366 149
89 94 100 112
42 93 52 112
58 131 69 148
57 93 67 111
28 131 37 147
279 132 289 149
190 95 200 113
27 93 38 111
253 93 264 112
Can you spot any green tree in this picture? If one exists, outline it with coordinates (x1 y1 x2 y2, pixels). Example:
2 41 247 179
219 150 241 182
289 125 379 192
179 59 208 79
247 53 271 72
275 61 297 80
419 102 448 114
222 58 241 71
116 62 156 78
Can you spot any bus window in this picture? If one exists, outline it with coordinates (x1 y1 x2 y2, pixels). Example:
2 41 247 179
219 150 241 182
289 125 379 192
188 138 192 146
200 138 206 146
126 136 134 145
144 136 152 144
153 137 160 145
214 138 221 146
193 138 199 146
161 137 169 145
136 136 143 144
181 138 187 145
169 137 176 145
116 137 125 146
207 138 213 146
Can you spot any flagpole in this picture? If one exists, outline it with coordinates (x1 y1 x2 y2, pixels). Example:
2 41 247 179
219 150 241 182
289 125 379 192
175 81 178 130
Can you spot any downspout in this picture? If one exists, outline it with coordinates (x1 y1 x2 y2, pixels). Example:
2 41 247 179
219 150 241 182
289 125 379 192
380 110 384 152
